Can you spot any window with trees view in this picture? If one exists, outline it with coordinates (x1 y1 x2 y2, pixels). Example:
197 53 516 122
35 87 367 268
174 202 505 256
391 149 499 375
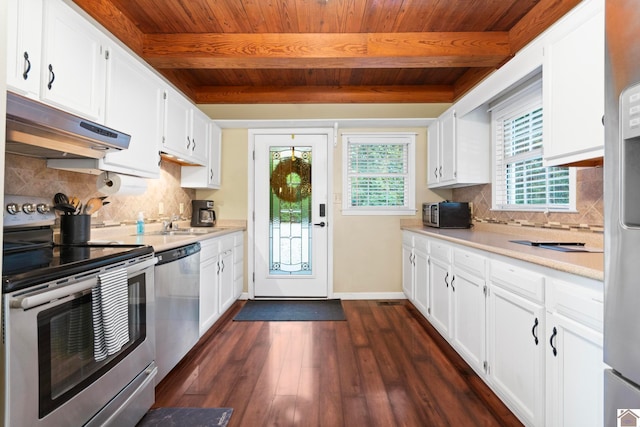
342 133 416 215
493 79 575 211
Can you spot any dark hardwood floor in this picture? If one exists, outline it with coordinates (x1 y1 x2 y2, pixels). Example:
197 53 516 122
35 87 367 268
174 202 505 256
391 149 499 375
153 300 523 426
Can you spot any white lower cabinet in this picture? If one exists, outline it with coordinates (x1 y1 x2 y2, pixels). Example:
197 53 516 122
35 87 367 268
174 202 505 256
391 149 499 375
545 312 603 427
488 283 545 426
403 232 604 427
199 231 244 336
233 232 244 300
413 241 429 318
402 232 415 301
450 248 487 376
545 278 604 427
218 235 235 313
428 240 452 337
199 238 220 336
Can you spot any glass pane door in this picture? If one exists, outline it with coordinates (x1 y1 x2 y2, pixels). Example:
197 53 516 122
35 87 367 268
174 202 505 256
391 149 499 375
269 146 312 276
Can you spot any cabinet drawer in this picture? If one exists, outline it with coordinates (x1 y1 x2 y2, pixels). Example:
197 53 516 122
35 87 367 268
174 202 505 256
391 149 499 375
490 260 545 303
429 239 451 263
453 248 485 277
220 236 234 251
402 232 414 247
547 278 603 332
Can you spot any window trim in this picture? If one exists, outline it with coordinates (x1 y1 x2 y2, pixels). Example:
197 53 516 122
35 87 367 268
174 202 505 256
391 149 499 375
491 80 576 212
341 132 416 216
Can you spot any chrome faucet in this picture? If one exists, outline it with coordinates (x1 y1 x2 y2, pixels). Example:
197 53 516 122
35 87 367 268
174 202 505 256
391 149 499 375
162 214 180 232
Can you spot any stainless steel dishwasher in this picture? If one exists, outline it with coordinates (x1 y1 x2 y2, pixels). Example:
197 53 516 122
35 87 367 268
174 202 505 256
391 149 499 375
154 242 201 383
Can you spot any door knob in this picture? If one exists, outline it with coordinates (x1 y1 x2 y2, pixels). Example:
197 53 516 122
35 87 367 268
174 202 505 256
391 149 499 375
314 221 326 227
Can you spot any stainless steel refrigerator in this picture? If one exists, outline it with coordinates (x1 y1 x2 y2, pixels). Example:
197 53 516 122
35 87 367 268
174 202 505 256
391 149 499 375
604 0 640 423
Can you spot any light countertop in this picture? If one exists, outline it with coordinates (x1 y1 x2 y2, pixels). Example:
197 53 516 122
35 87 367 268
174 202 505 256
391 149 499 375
401 222 604 281
83 220 246 252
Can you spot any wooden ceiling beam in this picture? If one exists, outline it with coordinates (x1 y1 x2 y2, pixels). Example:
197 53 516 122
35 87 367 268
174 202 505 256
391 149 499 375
194 85 454 104
142 32 510 69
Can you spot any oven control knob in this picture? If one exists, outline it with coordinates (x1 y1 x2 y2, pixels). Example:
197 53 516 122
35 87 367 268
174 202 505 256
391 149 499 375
36 203 50 214
6 203 20 215
22 203 36 214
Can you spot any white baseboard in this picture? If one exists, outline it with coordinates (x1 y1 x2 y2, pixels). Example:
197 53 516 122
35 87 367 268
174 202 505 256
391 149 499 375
332 292 407 300
239 292 407 300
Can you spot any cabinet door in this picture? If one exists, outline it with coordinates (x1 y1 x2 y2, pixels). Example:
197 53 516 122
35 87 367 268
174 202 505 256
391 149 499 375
219 248 235 313
439 110 456 184
543 0 604 166
402 242 414 300
451 268 486 374
488 285 545 426
41 0 106 121
103 44 163 178
190 109 209 165
413 247 429 318
163 88 193 158
233 234 244 300
429 256 451 337
199 256 220 336
427 123 440 186
545 313 604 427
209 122 222 187
7 0 42 97
181 122 221 188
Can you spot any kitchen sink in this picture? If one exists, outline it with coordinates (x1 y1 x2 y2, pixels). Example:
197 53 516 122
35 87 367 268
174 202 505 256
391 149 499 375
136 227 230 237
509 240 602 253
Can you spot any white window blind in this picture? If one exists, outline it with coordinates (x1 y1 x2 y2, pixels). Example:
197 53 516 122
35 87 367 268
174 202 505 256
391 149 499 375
493 81 574 210
342 133 416 215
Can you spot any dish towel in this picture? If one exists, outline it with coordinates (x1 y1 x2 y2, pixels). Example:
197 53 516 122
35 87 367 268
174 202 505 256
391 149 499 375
93 268 129 362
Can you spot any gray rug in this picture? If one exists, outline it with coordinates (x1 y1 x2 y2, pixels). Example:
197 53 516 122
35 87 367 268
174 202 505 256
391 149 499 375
234 299 346 321
137 407 233 427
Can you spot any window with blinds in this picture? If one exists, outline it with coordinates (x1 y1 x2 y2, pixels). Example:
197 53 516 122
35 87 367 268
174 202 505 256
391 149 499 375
342 133 416 215
493 80 575 211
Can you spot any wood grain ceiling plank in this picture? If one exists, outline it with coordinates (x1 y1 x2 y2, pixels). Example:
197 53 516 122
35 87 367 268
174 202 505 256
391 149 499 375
142 32 510 69
509 0 581 53
194 85 454 104
340 0 368 32
72 0 145 54
489 0 540 31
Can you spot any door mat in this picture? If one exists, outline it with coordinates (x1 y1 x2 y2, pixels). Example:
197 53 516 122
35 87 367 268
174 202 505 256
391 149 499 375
137 407 233 427
233 299 346 321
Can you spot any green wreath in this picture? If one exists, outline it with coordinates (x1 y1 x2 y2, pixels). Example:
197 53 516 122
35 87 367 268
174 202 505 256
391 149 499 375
270 157 311 202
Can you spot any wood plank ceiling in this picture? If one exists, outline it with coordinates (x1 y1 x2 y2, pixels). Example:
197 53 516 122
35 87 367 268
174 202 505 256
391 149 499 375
72 0 581 104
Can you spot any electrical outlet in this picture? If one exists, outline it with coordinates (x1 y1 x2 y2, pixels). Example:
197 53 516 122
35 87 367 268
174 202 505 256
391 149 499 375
179 203 184 214
158 202 164 215
333 193 342 203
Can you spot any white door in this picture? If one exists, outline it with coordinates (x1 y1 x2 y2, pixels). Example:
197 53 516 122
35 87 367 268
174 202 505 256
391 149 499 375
253 130 329 298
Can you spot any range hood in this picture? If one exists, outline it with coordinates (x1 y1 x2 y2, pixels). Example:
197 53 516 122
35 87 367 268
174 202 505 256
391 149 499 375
5 92 130 160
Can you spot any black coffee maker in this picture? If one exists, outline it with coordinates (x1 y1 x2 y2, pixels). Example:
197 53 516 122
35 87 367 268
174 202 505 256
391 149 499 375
191 200 216 227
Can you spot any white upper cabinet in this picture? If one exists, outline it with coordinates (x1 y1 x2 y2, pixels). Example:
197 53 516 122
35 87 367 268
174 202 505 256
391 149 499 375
163 87 193 159
190 109 210 165
7 0 43 98
542 0 604 166
181 122 222 189
428 107 490 189
7 0 107 122
163 88 209 166
101 43 164 178
40 0 107 122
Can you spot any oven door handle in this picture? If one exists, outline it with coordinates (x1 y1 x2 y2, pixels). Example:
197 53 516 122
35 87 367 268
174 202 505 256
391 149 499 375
9 257 156 310
10 279 98 310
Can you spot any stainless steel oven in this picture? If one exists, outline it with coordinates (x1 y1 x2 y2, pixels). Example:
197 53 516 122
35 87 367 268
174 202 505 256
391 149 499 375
2 195 157 427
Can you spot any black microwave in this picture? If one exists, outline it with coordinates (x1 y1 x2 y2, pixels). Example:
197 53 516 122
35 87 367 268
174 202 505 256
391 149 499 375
422 202 471 229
